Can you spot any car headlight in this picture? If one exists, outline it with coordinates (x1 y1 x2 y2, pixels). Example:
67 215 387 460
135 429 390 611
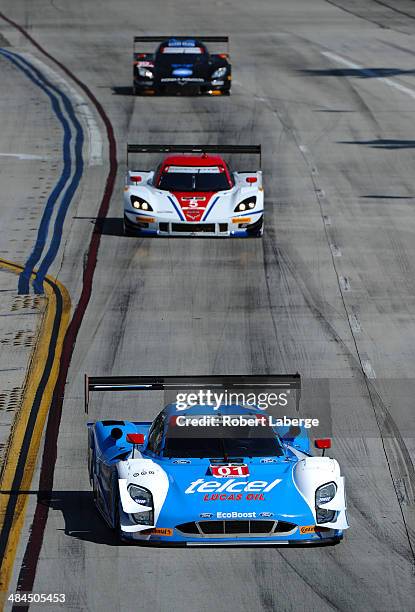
234 197 256 213
315 482 336 524
211 66 227 79
130 195 153 211
128 484 154 525
138 66 153 79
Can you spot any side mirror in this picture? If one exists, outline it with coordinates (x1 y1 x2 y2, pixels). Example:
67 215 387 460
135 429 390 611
314 438 331 456
126 433 145 445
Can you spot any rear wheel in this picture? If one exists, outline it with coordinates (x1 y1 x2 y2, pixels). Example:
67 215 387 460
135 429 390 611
92 472 100 509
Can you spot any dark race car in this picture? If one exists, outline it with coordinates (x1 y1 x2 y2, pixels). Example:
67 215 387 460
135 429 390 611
133 36 231 96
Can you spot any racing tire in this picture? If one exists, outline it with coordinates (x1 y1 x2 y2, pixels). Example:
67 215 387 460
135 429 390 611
113 495 129 544
246 216 264 238
87 444 94 485
92 473 100 509
123 221 136 237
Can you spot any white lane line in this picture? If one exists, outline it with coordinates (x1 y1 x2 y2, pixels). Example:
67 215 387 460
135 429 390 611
322 51 415 101
362 358 376 379
349 312 361 333
0 153 46 160
22 53 103 166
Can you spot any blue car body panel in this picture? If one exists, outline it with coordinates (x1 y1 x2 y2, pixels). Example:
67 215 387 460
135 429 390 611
88 405 344 545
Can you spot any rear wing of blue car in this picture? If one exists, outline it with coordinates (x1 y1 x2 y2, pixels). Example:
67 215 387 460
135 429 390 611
84 373 301 414
126 144 262 169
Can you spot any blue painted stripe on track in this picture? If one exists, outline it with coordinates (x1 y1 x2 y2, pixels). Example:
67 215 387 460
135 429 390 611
0 49 84 294
0 49 73 294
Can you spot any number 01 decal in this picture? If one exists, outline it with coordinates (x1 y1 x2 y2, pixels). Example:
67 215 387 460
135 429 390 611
210 464 250 478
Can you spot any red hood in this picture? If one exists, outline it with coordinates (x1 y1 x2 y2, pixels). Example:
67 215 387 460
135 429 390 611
172 192 216 222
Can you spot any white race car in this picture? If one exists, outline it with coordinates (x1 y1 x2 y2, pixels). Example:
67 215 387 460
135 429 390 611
123 145 263 237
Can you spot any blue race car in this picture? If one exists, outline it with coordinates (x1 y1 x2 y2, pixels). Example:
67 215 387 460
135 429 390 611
86 375 349 546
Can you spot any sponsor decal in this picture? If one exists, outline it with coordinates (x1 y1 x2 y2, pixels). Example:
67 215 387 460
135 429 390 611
210 464 249 478
136 61 154 68
259 512 274 518
172 459 191 464
168 38 196 47
260 458 278 464
186 211 201 221
299 525 317 534
160 78 204 82
133 471 155 476
216 511 257 519
200 512 214 519
185 477 281 501
151 527 173 536
172 68 193 77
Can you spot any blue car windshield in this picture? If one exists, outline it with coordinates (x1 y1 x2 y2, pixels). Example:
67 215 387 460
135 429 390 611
163 422 283 458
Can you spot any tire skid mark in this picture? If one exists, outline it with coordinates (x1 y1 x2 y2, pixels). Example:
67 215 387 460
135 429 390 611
270 95 415 562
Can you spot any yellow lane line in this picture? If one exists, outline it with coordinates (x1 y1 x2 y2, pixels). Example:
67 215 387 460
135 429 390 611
0 259 71 604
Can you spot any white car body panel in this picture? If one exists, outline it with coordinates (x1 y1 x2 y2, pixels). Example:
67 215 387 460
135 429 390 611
123 168 264 236
117 458 169 533
293 456 349 530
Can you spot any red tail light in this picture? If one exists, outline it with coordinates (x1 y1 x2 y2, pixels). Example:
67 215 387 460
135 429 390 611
315 438 331 450
131 175 142 183
246 176 257 183
126 433 145 445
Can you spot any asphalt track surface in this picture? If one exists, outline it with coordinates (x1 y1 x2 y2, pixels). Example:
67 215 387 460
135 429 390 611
1 0 415 610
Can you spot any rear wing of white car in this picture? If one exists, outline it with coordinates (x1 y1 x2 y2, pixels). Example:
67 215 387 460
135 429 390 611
84 373 301 414
126 144 262 169
133 35 230 56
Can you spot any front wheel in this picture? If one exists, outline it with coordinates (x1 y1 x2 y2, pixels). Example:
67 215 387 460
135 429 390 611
113 495 129 543
123 221 136 237
246 216 264 237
